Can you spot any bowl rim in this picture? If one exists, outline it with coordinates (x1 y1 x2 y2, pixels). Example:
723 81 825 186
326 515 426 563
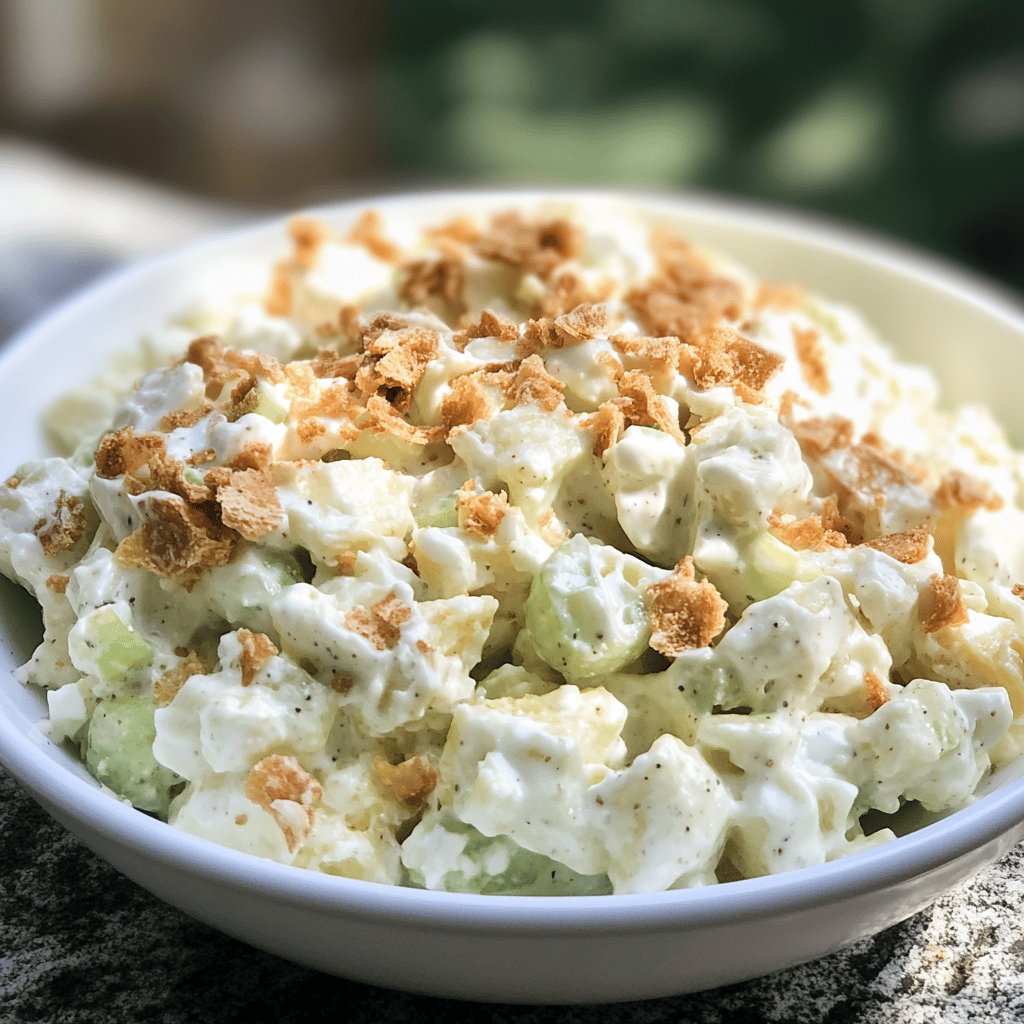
2 186 1024 935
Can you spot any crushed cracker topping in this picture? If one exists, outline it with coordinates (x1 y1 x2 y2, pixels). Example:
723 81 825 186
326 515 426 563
861 525 931 565
588 401 627 457
646 557 728 657
457 485 509 539
474 210 582 278
344 592 413 651
398 251 466 314
613 370 685 443
288 217 332 269
792 325 829 395
114 496 235 587
216 468 282 540
770 513 848 552
345 209 401 263
754 282 807 310
791 416 854 456
682 326 785 395
154 650 206 707
505 354 565 411
935 471 1003 513
45 573 69 594
864 671 890 710
237 629 279 686
373 756 439 804
33 492 88 556
920 573 969 633
626 231 744 343
244 755 322 853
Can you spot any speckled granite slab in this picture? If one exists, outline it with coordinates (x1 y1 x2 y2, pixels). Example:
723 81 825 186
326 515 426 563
2 766 1022 1024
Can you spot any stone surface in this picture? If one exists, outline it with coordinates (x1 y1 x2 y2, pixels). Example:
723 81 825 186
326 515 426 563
2 765 1023 1023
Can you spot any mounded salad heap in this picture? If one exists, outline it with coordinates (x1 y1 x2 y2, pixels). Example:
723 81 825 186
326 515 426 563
2 203 1022 895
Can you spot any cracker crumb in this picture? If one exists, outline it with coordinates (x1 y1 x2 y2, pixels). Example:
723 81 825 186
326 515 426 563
792 416 854 456
216 468 282 540
626 232 744 343
553 303 609 343
362 396 445 446
684 326 785 394
754 281 807 310
935 471 1003 513
1013 583 1024 599
33 491 88 556
610 334 679 379
264 264 293 317
184 335 229 390
373 756 439 804
770 514 848 551
237 629 278 687
355 325 440 413
425 215 480 246
45 574 69 594
613 370 685 443
920 573 969 633
454 308 519 349
344 591 413 651
287 217 332 269
588 401 627 457
4 476 19 489
539 268 614 317
457 484 509 539
244 755 322 853
505 354 565 411
440 371 502 433
792 325 829 394
234 814 249 826
160 403 213 431
475 210 582 277
114 496 235 587
346 209 401 262
330 674 354 694
154 650 206 707
864 671 890 710
398 251 466 313
861 525 931 564
646 556 728 656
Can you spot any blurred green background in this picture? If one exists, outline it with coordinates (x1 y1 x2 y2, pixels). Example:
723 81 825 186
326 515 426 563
0 0 1022 286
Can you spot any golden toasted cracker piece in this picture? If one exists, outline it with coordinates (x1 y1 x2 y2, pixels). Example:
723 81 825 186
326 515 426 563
344 592 413 651
861 526 931 565
244 755 323 853
33 491 87 556
646 557 728 657
237 629 279 687
373 756 439 804
919 574 969 634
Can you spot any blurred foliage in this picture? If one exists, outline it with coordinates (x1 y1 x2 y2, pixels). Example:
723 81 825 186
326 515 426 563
386 0 1024 288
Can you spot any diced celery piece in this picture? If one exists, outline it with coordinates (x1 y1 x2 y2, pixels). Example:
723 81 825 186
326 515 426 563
90 608 154 680
477 664 558 699
85 697 178 814
414 492 459 529
404 818 612 896
525 534 664 679
739 532 806 603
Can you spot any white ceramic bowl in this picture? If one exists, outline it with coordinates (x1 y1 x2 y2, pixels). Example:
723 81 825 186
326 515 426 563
2 191 1024 1005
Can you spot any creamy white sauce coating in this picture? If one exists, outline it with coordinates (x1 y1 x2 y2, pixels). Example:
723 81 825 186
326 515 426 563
0 202 1020 894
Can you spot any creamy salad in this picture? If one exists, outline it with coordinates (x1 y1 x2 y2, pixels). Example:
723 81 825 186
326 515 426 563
2 203 1022 895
